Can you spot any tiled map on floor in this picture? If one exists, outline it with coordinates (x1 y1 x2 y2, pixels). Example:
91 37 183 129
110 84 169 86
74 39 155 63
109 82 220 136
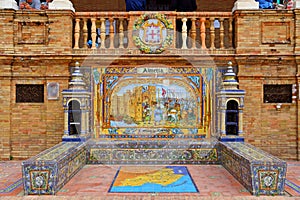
109 166 198 193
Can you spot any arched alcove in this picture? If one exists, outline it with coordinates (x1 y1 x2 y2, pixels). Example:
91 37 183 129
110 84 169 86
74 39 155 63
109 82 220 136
225 100 238 135
68 100 81 135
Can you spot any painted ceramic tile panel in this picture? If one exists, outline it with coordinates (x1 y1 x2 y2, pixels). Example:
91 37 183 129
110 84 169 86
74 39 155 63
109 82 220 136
109 166 198 193
94 66 215 139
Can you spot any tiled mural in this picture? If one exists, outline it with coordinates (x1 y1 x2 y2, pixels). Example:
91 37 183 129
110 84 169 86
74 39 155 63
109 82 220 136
94 66 216 139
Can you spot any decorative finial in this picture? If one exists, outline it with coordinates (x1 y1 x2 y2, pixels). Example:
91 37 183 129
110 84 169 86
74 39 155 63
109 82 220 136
222 61 239 90
69 61 86 90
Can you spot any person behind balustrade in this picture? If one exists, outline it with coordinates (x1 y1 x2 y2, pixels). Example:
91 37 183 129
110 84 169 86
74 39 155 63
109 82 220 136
40 0 53 10
125 0 146 11
255 0 274 9
170 0 197 48
19 0 41 10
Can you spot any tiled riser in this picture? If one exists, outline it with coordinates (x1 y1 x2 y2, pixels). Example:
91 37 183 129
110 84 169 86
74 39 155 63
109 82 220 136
88 148 220 164
87 140 220 164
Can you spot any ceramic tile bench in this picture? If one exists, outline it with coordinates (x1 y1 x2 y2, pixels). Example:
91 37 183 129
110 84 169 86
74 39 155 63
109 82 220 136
21 140 287 195
22 142 86 195
220 142 287 195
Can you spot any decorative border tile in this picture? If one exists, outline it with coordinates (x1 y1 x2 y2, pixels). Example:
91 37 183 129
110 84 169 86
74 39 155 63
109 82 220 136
285 179 300 194
258 170 279 191
0 178 22 194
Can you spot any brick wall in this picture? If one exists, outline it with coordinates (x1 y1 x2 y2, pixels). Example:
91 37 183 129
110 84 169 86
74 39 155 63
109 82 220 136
0 7 299 160
9 60 69 159
235 10 298 160
0 10 73 160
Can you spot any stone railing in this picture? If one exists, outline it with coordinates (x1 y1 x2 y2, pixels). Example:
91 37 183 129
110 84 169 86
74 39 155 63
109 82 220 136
73 11 234 53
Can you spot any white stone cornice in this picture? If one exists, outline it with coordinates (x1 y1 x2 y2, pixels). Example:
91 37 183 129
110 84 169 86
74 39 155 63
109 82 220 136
295 0 300 9
49 0 75 12
232 0 259 12
0 0 18 10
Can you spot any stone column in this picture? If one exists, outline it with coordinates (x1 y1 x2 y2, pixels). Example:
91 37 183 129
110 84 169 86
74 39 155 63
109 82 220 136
221 109 226 136
238 109 243 135
81 107 86 134
64 108 69 136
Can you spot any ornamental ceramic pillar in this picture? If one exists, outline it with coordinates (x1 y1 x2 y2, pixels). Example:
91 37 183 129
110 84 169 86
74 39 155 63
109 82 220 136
62 62 91 142
216 62 245 142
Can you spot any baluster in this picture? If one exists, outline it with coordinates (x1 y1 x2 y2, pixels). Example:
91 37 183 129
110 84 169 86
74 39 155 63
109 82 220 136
191 18 196 49
100 18 106 49
182 17 188 49
200 17 206 49
74 18 80 49
228 18 233 49
119 18 124 49
220 18 224 49
91 18 97 49
83 18 88 49
209 18 215 49
109 18 114 49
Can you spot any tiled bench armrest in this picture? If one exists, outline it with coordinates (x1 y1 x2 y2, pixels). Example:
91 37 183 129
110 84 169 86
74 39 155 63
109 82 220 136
22 142 87 195
220 142 287 195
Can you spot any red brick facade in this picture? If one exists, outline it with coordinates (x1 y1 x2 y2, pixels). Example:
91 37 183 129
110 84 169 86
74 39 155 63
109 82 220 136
0 3 299 161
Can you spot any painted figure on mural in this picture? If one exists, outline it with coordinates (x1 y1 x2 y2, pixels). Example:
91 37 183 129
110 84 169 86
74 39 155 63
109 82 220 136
143 106 151 124
125 0 146 11
167 108 178 123
154 105 163 125
19 0 41 9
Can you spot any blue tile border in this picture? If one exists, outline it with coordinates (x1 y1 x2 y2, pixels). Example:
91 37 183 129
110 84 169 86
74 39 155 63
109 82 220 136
220 137 244 142
285 179 300 194
0 178 22 194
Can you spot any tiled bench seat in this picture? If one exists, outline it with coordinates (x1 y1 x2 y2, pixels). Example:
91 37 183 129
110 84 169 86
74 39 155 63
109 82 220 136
220 142 287 195
22 142 86 195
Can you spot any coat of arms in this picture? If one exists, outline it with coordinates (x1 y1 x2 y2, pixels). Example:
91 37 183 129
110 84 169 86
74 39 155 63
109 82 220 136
133 13 174 54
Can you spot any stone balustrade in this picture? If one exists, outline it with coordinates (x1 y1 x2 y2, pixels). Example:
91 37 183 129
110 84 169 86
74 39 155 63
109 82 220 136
73 11 234 53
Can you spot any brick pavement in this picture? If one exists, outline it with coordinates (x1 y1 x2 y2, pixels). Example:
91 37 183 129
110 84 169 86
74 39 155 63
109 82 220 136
0 161 299 199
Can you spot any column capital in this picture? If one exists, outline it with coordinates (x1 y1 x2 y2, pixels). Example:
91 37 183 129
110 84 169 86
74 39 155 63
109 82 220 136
295 0 300 9
232 0 259 12
0 0 18 10
49 0 75 12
